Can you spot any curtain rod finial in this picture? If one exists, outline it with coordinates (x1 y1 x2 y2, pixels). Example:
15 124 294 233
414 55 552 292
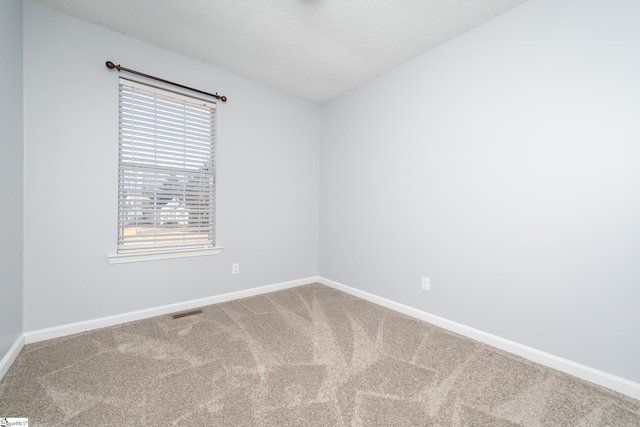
220 95 227 102
105 61 118 70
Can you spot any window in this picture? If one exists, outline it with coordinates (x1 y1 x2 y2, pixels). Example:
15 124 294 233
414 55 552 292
109 78 220 263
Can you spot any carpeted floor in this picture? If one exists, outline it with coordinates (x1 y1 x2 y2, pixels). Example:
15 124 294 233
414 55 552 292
1 283 639 426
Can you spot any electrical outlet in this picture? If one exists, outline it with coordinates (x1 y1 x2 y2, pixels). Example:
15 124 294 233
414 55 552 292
422 277 430 291
232 263 239 274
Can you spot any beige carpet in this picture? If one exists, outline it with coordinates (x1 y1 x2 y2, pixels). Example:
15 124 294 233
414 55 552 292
1 283 639 426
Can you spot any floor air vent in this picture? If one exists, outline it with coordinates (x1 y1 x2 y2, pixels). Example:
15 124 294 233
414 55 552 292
171 309 203 319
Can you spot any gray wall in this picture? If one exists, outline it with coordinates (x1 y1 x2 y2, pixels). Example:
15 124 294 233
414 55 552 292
319 0 640 383
22 1 320 331
0 0 24 359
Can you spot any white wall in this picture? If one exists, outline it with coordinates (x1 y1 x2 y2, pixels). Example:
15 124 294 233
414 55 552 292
0 0 24 359
319 0 640 383
22 1 320 332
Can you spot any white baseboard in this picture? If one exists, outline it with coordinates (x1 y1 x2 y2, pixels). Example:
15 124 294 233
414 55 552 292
0 335 25 382
318 277 640 401
24 276 319 344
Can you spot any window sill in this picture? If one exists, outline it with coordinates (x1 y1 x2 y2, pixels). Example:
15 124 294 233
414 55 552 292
107 247 223 264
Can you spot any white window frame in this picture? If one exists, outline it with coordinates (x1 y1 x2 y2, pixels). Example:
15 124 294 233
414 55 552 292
108 78 222 264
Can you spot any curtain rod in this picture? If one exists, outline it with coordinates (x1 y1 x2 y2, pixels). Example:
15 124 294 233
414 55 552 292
105 61 227 102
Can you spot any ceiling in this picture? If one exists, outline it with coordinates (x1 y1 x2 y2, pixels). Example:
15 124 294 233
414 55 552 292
33 0 526 104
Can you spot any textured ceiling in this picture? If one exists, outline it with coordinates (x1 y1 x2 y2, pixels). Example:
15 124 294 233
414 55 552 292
33 0 527 104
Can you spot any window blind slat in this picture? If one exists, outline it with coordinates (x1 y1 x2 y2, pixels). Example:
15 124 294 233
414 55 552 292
119 155 212 170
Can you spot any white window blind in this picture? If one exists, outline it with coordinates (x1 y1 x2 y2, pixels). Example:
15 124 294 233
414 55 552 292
117 78 216 254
